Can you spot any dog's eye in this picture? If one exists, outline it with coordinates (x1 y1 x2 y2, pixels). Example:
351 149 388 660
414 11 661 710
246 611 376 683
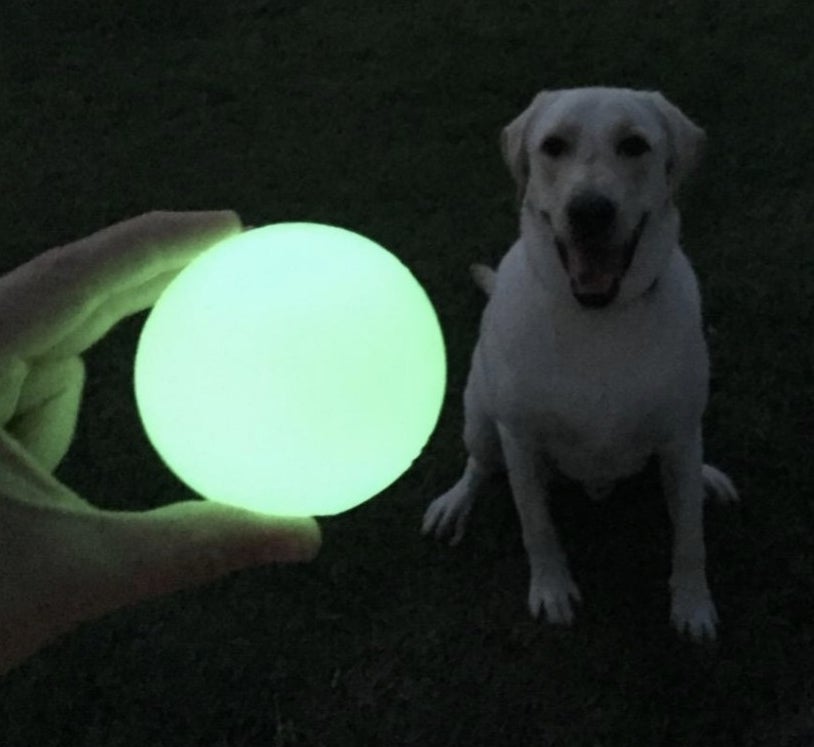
541 135 569 158
617 135 651 157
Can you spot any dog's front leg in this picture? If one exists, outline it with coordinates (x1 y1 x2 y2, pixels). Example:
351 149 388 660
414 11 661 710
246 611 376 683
659 430 718 641
497 423 582 625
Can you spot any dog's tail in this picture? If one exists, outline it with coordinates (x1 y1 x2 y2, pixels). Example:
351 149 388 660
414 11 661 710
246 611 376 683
469 263 497 296
702 464 739 503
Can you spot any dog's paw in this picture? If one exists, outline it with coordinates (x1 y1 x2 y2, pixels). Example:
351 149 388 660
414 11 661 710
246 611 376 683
528 567 582 625
702 464 739 504
670 585 719 642
421 484 475 546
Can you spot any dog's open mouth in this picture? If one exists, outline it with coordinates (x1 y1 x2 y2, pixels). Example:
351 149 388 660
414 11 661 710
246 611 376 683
552 212 649 308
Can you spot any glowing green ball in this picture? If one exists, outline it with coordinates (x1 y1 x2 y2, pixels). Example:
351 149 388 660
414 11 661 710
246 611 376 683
134 222 446 517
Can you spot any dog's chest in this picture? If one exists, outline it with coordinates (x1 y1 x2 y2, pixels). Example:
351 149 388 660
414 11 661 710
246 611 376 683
501 356 663 479
479 302 696 483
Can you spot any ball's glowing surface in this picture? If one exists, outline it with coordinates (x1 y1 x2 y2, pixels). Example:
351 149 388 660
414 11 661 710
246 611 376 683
134 222 446 517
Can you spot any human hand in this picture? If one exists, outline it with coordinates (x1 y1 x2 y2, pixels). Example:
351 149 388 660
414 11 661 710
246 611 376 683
0 211 321 675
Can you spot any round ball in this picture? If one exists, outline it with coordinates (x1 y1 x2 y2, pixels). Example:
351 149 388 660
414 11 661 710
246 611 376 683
134 222 446 517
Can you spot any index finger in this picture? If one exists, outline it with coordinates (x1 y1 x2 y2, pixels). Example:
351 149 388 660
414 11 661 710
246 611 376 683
0 210 242 361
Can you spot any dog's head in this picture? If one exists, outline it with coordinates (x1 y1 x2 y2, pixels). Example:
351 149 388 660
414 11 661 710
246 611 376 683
501 87 705 309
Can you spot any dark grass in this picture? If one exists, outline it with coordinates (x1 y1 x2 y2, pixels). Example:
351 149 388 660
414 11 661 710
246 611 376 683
1 0 813 744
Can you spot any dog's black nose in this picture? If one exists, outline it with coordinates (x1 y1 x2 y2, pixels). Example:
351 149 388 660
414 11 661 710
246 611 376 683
567 192 616 239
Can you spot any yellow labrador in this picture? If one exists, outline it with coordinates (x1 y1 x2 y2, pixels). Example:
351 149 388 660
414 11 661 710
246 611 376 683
422 87 738 641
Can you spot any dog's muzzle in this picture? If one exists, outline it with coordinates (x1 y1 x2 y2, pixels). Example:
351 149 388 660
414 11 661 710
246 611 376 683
551 211 649 309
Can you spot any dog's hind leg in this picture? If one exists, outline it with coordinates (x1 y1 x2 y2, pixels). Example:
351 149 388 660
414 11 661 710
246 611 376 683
421 455 493 546
422 352 503 545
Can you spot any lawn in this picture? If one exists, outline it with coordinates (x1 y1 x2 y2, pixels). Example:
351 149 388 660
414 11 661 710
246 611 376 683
1 1 813 745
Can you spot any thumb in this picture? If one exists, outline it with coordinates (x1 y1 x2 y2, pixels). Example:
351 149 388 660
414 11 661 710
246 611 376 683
0 500 320 676
113 501 321 604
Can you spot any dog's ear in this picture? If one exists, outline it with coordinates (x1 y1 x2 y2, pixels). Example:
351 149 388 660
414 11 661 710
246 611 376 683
500 91 549 207
645 91 707 192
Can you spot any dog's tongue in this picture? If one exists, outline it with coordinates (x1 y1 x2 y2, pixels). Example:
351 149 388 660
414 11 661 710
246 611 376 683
568 247 618 295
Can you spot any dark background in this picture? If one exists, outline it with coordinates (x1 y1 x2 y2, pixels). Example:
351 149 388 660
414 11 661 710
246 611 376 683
1 1 813 745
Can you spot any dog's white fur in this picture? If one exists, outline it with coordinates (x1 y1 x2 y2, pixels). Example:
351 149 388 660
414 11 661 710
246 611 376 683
421 87 737 641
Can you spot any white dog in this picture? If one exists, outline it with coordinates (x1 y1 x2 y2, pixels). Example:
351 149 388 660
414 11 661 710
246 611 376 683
421 87 738 641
